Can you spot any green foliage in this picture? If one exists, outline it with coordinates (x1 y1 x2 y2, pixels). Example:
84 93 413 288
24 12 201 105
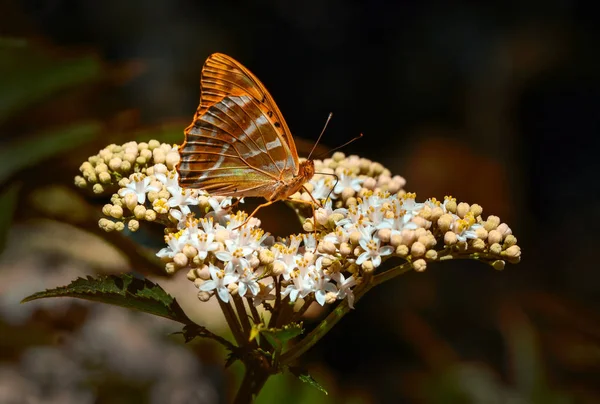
21 273 193 325
289 367 328 395
0 44 101 123
0 122 101 184
0 182 20 252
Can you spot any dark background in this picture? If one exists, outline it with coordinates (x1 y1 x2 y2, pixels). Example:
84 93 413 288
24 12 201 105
1 1 599 403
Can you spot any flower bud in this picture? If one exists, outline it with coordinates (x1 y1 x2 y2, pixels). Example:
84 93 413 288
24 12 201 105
127 220 140 232
361 260 375 273
110 205 124 219
198 291 212 302
395 244 409 257
390 234 403 247
437 214 454 233
377 228 391 243
186 269 197 281
491 260 505 271
133 205 146 219
124 193 138 211
303 219 315 233
411 241 426 257
497 223 512 236
92 183 104 194
471 238 486 251
444 231 458 245
318 241 337 255
340 242 352 256
504 235 517 247
144 209 157 221
173 253 189 268
413 259 427 272
166 151 180 169
487 230 502 245
349 231 361 245
114 222 125 231
259 249 274 265
183 245 198 259
484 215 501 231
503 245 521 259
475 227 488 240
490 243 502 255
272 261 286 276
363 177 376 190
425 249 438 260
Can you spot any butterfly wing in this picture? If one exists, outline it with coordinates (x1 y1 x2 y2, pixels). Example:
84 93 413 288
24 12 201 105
178 53 299 198
178 94 296 198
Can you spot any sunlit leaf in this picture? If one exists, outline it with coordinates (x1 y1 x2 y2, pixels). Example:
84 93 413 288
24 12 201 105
21 273 193 324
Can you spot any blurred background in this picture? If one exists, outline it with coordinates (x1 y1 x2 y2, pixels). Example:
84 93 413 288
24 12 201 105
1 1 599 403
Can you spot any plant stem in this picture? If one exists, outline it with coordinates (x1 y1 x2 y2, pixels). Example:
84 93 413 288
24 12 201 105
218 298 245 346
233 363 271 404
280 261 413 364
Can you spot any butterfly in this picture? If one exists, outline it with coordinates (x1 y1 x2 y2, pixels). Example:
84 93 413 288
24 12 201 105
177 53 317 220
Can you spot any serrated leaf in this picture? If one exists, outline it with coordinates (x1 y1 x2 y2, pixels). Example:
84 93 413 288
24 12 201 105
0 182 20 253
289 367 328 395
21 273 193 324
0 122 101 184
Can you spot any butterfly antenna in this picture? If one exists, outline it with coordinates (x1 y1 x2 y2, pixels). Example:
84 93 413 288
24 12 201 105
315 133 363 160
307 112 333 160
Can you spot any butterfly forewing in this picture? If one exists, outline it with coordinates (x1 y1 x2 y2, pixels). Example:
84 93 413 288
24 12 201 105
193 53 299 164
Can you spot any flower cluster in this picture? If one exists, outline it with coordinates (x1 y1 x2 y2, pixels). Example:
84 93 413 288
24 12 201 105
77 141 521 310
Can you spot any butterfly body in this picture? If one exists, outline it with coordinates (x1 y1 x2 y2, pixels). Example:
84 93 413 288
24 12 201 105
177 53 315 203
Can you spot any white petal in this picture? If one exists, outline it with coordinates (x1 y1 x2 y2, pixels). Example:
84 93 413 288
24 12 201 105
355 252 369 265
217 286 230 303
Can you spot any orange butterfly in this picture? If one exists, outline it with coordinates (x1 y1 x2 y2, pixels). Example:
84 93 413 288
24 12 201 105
177 53 316 219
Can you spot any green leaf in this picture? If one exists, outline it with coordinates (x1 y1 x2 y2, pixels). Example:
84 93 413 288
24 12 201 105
0 182 20 252
260 322 304 349
0 122 101 184
289 367 328 395
21 273 193 324
0 51 100 122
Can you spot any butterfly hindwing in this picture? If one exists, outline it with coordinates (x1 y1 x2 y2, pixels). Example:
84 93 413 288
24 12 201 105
178 94 296 198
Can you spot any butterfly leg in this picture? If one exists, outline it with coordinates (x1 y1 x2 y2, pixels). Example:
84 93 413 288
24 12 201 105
287 197 319 250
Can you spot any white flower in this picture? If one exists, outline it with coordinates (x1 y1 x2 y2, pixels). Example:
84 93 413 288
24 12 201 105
237 268 260 297
333 170 362 194
312 257 337 306
206 197 233 225
315 199 347 225
156 231 186 259
281 270 314 303
252 283 275 307
310 177 334 200
399 196 424 219
168 189 199 215
198 263 238 303
332 272 357 309
453 215 482 242
356 232 393 268
119 174 160 204
215 239 254 274
189 230 219 260
379 211 419 235
155 170 181 196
